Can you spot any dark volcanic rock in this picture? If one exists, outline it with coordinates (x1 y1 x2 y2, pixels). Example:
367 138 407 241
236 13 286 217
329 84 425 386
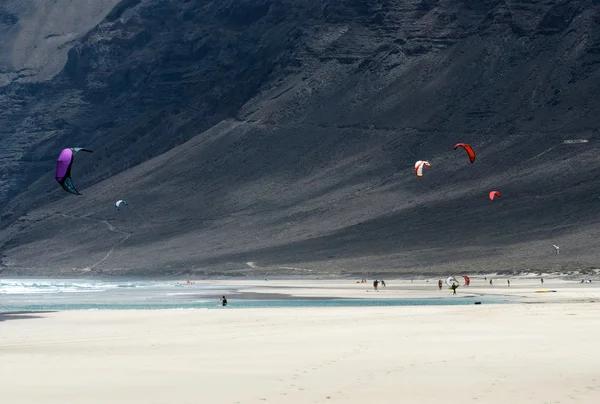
1 0 600 276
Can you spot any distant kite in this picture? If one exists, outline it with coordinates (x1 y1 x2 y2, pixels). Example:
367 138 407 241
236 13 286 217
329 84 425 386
55 147 93 195
462 275 470 286
445 276 459 287
489 191 501 201
115 200 128 211
552 245 560 255
454 143 476 163
414 160 431 178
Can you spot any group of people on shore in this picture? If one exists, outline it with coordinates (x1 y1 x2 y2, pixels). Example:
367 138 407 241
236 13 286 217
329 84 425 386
359 279 387 290
436 279 460 294
484 277 545 286
435 276 548 294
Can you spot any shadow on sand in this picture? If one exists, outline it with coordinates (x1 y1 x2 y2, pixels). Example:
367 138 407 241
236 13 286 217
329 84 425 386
0 311 56 322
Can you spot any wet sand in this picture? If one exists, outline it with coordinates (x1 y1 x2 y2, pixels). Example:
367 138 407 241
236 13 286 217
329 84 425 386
191 276 600 303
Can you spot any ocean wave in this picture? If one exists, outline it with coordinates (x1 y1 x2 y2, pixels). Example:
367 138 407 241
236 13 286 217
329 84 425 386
0 280 166 295
0 279 227 295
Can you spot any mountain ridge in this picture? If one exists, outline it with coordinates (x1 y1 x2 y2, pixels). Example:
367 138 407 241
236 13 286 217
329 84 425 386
1 0 600 276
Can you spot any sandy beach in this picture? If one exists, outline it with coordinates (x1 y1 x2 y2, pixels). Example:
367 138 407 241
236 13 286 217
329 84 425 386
1 278 600 403
200 275 600 303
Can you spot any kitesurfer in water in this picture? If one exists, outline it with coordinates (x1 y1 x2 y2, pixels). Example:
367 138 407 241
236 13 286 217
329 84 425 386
221 296 228 306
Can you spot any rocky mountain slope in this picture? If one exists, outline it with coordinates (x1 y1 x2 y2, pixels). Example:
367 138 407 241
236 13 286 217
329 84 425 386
1 0 600 276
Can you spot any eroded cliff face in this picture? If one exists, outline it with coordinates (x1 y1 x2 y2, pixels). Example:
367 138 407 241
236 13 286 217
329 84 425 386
0 0 120 218
1 0 310 220
1 0 600 275
0 0 120 85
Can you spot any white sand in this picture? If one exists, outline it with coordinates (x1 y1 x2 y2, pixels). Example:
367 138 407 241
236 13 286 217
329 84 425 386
2 297 600 403
204 276 600 302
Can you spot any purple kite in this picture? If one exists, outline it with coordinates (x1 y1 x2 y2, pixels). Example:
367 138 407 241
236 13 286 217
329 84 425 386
55 147 93 195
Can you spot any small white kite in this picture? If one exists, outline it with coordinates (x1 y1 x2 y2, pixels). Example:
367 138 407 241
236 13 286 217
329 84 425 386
414 160 431 178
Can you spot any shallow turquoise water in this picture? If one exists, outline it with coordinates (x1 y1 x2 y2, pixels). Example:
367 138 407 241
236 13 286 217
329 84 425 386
1 297 513 311
0 278 513 311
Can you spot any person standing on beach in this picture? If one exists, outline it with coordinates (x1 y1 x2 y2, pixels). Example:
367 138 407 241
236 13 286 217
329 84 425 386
541 278 544 284
438 280 443 290
381 280 386 287
489 279 493 286
451 283 458 295
373 280 379 291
